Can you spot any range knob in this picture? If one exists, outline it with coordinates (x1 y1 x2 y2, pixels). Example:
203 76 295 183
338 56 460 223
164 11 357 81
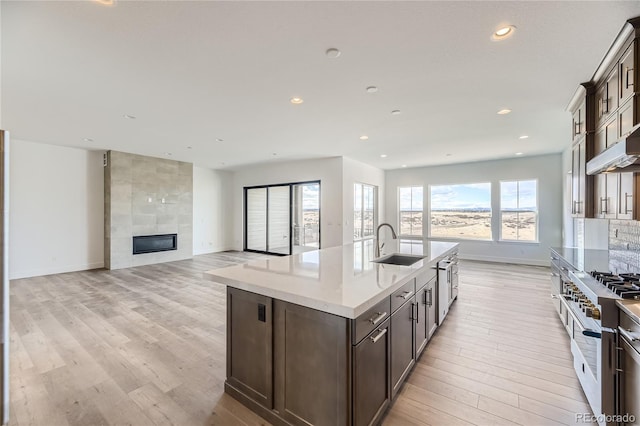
591 308 601 320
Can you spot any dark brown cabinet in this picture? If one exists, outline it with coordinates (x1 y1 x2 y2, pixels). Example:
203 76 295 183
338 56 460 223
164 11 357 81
273 301 350 426
415 275 437 360
572 138 592 217
224 259 455 426
226 287 274 409
619 43 635 103
390 297 415 398
596 67 618 127
353 318 391 426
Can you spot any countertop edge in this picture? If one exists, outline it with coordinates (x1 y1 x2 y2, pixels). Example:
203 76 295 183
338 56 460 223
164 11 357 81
617 299 640 325
205 244 458 319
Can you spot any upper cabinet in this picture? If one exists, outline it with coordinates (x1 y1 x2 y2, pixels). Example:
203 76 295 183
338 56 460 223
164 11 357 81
572 17 640 221
596 67 619 128
620 43 635 104
568 83 595 219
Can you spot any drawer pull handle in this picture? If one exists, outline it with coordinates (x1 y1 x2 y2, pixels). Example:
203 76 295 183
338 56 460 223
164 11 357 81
370 328 387 344
625 193 633 214
368 312 387 325
398 290 414 300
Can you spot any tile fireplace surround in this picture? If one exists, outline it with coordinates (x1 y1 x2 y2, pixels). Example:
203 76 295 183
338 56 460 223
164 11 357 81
104 151 193 269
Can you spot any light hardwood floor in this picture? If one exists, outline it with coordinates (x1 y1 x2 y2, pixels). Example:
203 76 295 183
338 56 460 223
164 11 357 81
9 253 592 426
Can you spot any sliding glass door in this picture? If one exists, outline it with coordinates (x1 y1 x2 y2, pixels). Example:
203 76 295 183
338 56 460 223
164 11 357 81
244 181 320 256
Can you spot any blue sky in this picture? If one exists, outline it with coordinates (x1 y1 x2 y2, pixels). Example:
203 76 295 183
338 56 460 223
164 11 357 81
396 181 537 211
430 183 491 210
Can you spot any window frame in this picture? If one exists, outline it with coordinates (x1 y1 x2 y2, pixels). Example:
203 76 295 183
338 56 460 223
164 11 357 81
427 182 493 241
397 186 424 239
353 182 378 241
499 179 539 243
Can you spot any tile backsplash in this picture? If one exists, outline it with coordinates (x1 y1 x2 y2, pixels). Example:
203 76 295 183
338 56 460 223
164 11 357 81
609 220 640 273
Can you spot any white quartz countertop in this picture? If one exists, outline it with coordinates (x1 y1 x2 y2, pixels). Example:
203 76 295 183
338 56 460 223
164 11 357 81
204 240 458 319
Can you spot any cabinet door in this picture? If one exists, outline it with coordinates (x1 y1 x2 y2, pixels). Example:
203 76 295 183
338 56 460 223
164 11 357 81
572 102 585 142
618 172 635 220
595 174 607 218
273 301 350 426
619 97 634 139
620 43 635 103
596 69 619 126
353 319 390 426
426 278 438 339
571 143 581 217
414 287 428 358
227 288 273 408
391 298 415 398
605 172 618 219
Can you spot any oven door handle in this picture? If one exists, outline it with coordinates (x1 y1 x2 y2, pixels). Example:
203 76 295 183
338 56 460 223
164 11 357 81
558 296 602 339
618 327 640 343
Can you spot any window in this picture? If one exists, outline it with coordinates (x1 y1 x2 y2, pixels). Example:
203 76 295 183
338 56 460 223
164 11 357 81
354 183 376 240
398 186 423 237
500 180 538 242
429 183 491 240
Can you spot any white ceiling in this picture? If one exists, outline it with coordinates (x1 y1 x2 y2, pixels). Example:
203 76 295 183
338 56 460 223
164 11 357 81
3 1 640 171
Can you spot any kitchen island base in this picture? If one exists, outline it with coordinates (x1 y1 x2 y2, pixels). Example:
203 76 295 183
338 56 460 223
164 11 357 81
225 270 441 425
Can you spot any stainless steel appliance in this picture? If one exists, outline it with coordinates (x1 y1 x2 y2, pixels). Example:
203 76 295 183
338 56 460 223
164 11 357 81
617 307 640 425
586 124 640 174
553 270 620 426
437 252 458 325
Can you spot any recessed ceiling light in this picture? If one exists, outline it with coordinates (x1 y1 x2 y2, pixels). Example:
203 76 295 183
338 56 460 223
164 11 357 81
187 146 192 149
220 162 226 166
366 86 378 93
165 152 172 156
497 109 512 115
359 135 369 141
290 97 304 104
515 152 524 156
446 153 452 157
391 110 401 115
380 154 387 158
326 48 341 58
401 165 407 168
272 153 277 156
519 135 529 139
83 138 94 142
94 0 115 5
123 114 136 119
215 138 224 142
491 25 516 41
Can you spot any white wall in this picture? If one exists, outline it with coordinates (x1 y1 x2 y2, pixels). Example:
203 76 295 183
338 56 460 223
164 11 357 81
193 166 234 254
385 154 563 266
10 140 104 279
342 157 386 244
231 157 344 250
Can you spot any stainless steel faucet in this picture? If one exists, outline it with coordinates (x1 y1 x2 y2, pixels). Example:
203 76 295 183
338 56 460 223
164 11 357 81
375 223 397 257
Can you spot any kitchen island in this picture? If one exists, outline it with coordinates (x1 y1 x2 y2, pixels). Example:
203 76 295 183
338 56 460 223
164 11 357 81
205 240 458 426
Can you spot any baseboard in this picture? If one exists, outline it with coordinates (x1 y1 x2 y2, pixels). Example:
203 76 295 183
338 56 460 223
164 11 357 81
10 261 105 280
193 246 234 256
459 254 549 267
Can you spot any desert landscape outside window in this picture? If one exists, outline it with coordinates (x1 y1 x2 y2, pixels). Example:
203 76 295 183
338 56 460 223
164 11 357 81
398 186 423 237
500 180 538 242
429 183 492 239
354 183 376 240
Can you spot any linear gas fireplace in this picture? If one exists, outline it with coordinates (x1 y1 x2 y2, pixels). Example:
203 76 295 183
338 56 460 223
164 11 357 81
133 234 178 255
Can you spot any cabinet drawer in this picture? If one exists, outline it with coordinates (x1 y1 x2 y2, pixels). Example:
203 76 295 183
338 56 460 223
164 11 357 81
391 279 416 313
352 297 391 345
619 310 640 355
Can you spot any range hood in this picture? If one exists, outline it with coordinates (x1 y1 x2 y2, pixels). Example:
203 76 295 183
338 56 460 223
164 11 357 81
586 125 640 175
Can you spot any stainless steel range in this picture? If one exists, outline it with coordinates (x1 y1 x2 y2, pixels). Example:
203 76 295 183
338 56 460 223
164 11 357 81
551 264 637 426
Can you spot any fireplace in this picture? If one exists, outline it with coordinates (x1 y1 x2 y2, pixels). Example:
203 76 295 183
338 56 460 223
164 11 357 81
132 234 177 255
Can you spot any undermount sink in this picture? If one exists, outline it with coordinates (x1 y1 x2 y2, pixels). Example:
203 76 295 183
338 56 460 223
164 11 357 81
371 253 425 266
